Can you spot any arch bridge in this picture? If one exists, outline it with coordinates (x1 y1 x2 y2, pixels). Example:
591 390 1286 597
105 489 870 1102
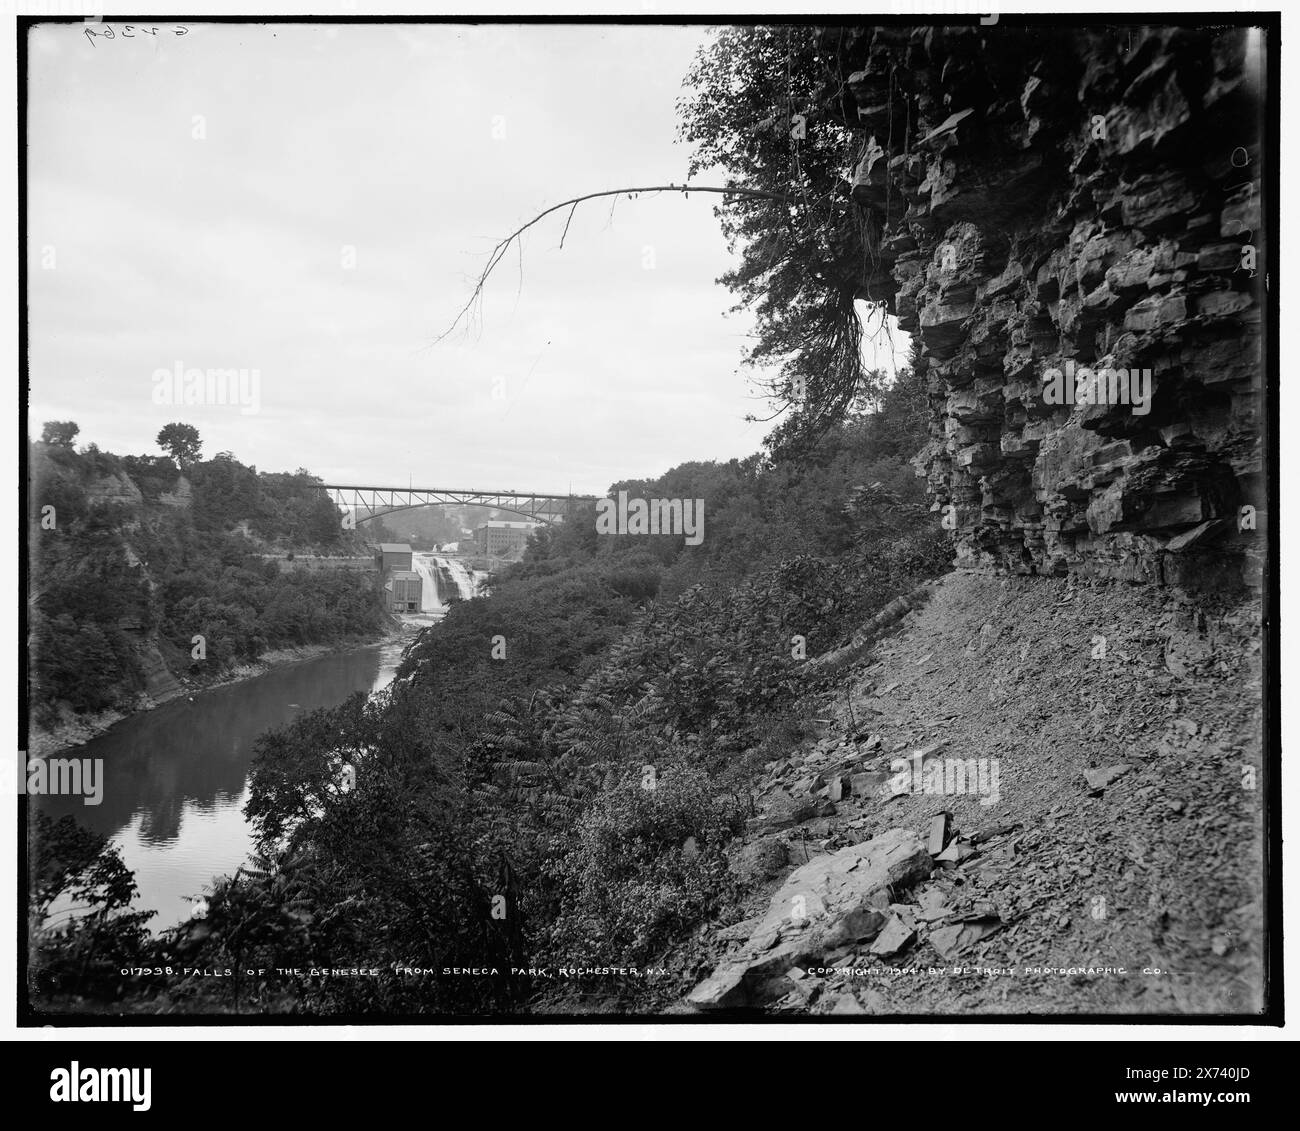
321 484 598 526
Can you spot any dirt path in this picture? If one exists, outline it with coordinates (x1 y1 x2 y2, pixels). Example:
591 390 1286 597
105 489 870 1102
676 570 1265 1016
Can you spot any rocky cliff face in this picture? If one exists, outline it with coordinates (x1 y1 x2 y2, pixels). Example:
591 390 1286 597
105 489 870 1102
827 24 1266 585
86 471 144 507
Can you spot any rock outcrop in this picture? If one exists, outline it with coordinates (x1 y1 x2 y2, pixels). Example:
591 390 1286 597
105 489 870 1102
157 475 193 508
86 471 144 507
689 828 930 1008
684 570 1264 1015
825 25 1266 585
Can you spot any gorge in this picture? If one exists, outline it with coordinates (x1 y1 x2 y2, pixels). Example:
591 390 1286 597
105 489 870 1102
35 552 485 932
25 19 1271 1023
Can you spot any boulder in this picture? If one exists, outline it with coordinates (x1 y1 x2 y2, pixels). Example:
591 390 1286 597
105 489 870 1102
868 916 917 957
823 908 888 948
927 812 951 855
754 792 816 830
1084 764 1133 794
688 829 930 1010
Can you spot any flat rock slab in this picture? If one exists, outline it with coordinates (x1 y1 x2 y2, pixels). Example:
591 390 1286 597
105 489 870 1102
929 915 1003 960
869 915 917 957
753 792 817 830
688 828 930 1010
1083 764 1133 793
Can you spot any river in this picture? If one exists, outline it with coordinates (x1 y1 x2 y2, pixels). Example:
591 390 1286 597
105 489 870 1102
34 553 485 932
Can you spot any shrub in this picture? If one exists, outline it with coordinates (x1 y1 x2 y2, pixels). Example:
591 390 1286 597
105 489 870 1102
544 762 747 966
27 813 156 1003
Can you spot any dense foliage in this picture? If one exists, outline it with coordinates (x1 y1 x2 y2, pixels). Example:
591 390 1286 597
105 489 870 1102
28 28 953 1016
27 813 157 1001
28 438 386 727
41 421 80 447
30 368 949 1016
679 25 901 457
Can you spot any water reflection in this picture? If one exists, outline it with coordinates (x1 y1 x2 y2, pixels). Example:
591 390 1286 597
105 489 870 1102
33 640 404 928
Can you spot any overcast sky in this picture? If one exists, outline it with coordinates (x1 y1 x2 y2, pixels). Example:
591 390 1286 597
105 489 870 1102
27 21 907 495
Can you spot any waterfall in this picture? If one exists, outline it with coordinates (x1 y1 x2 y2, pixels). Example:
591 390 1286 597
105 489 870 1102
411 554 445 613
411 552 480 612
438 557 480 600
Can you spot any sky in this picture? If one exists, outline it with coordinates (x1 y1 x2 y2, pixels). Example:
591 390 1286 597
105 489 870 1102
26 21 908 495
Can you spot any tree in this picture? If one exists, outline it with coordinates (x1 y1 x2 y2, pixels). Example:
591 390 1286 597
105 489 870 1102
434 27 882 460
434 183 787 345
678 26 892 457
157 423 202 469
40 421 79 447
28 812 155 999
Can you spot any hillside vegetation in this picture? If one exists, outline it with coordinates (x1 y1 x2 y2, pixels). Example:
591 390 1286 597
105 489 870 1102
30 20 1265 1020
28 369 952 1013
28 438 387 734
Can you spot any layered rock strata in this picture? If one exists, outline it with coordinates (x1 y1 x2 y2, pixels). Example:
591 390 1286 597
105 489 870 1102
823 24 1266 584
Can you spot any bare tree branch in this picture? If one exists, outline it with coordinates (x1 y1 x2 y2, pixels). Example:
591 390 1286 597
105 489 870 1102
434 183 789 344
558 202 580 250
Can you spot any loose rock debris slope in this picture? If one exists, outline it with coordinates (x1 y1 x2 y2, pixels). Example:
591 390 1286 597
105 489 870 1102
676 569 1263 1015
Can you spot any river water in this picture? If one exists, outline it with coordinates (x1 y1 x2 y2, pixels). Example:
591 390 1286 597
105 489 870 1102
36 638 406 931
34 553 485 932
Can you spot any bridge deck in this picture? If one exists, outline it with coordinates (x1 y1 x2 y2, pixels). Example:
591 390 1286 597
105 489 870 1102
321 485 599 525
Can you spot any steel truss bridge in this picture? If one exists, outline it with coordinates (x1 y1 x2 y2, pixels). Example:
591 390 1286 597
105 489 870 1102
321 485 598 525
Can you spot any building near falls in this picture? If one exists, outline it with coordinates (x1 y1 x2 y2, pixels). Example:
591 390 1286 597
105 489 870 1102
473 520 537 558
385 569 422 613
375 543 422 612
377 542 414 572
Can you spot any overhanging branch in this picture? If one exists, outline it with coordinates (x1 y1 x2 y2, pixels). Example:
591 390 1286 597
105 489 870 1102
434 183 789 344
